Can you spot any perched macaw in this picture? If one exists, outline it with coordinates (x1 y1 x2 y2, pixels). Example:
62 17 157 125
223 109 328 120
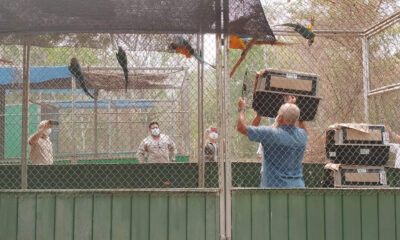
278 23 316 46
116 46 129 93
169 36 215 68
68 58 95 99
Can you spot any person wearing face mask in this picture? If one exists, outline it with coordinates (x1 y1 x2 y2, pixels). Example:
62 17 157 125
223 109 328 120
237 96 308 188
204 127 218 162
28 120 56 165
136 121 176 163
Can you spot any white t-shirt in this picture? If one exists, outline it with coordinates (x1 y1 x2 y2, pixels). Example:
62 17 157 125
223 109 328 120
257 143 264 173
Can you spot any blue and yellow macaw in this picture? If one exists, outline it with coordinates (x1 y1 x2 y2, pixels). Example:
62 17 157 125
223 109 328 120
168 36 215 68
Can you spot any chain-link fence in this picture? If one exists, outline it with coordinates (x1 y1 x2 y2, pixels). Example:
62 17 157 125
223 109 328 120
230 0 400 189
0 0 399 190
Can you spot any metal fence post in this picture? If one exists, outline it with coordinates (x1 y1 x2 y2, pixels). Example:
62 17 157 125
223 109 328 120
21 44 30 189
94 89 99 157
362 36 370 123
223 35 232 240
197 33 205 188
216 33 227 240
71 77 77 163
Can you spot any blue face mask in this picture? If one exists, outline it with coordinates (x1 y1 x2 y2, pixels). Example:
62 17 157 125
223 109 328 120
151 128 160 136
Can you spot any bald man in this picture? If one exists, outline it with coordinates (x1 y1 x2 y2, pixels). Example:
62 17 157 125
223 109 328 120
237 96 308 188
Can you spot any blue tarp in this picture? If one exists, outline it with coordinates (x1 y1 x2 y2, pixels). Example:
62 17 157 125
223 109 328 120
30 66 72 83
0 67 20 84
6 89 91 94
0 66 71 85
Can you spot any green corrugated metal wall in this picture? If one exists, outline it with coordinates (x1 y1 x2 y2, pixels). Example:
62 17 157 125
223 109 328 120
232 189 400 240
5 104 39 159
0 190 219 240
2 188 400 239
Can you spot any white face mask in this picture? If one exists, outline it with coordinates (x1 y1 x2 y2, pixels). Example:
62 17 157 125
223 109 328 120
151 128 160 136
45 128 52 135
209 132 218 140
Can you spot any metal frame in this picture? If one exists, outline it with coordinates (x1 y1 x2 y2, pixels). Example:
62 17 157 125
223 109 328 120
21 44 30 189
20 67 189 161
10 6 400 240
274 11 400 124
362 11 400 122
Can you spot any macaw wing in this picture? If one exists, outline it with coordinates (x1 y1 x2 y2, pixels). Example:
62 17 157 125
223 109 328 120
68 65 77 77
177 36 190 46
299 28 315 39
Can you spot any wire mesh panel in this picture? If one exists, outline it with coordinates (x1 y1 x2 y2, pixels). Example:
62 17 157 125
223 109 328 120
0 0 399 190
230 0 400 189
0 32 223 189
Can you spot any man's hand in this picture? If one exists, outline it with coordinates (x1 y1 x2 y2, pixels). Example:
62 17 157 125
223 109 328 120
286 95 296 104
238 97 246 108
237 98 248 136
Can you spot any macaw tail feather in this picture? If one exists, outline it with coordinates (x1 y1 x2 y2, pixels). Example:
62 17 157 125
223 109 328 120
83 88 95 99
193 52 216 69
279 23 298 28
80 83 95 99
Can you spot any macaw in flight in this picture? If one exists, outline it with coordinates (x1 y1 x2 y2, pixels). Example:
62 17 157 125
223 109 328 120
169 36 215 69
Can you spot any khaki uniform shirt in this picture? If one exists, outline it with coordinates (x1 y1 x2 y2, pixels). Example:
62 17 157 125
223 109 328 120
29 136 54 165
136 134 176 163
